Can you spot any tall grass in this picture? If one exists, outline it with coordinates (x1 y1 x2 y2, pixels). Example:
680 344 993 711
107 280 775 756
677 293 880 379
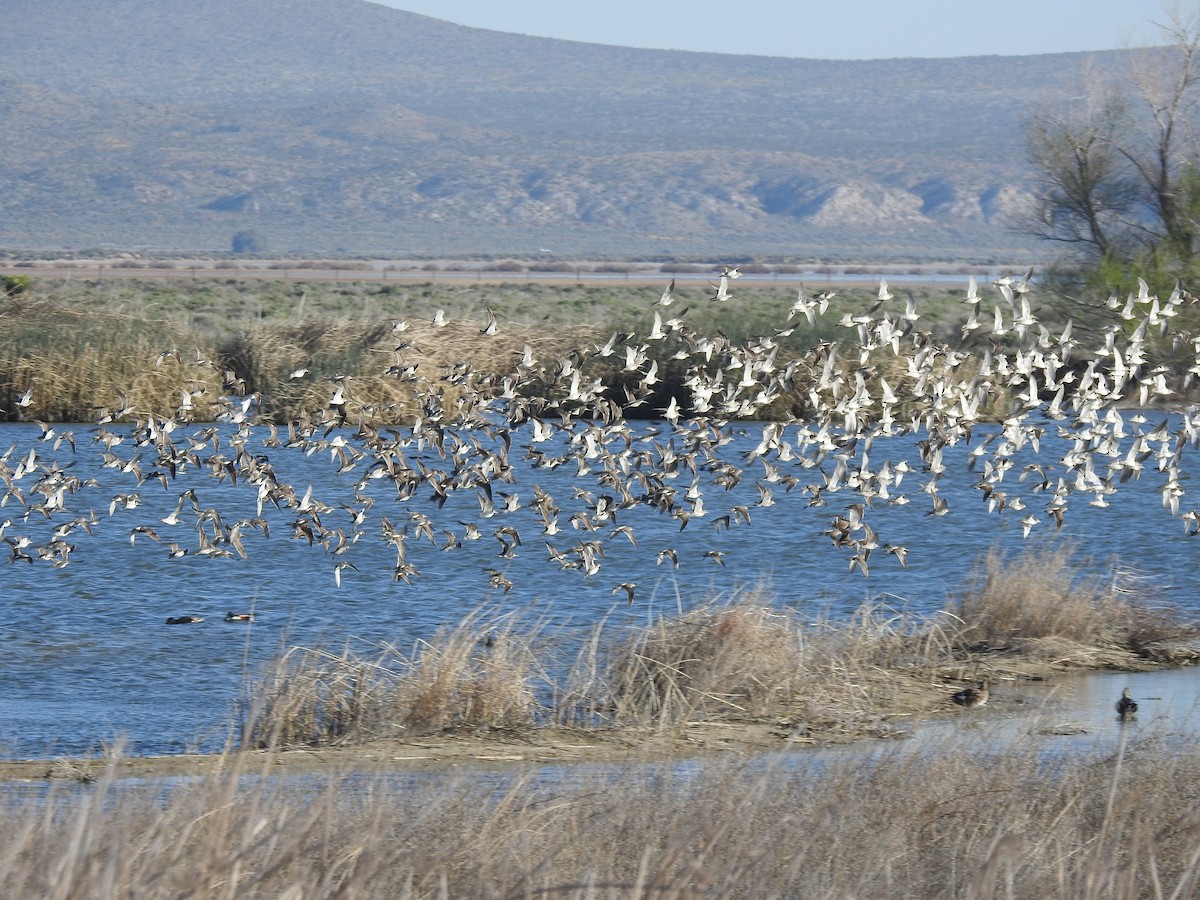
6 728 1200 898
0 276 985 422
244 550 1195 749
245 609 547 748
592 599 805 727
0 287 604 422
949 546 1194 666
0 293 223 421
3 547 1198 896
563 595 948 736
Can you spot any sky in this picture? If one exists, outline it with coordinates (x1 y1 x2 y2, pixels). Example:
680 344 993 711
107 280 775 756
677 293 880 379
369 0 1185 60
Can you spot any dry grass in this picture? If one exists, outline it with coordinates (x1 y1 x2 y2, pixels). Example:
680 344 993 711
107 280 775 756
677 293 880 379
566 595 952 736
0 289 605 422
245 609 547 747
247 548 1196 751
0 295 225 421
0 547 1196 897
948 546 1196 665
590 598 804 727
224 317 604 423
6 727 1200 898
248 595 957 749
0 275 991 424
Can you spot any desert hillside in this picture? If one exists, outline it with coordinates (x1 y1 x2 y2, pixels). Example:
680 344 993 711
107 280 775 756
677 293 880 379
0 0 1144 260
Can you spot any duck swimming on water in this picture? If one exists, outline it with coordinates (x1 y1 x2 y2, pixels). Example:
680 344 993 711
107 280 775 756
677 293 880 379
1116 687 1138 719
166 615 203 625
224 612 254 622
951 681 990 708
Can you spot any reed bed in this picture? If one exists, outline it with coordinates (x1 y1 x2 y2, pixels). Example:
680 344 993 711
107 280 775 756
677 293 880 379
564 596 947 736
244 549 1195 749
5 726 1200 898
0 294 223 421
0 288 605 423
948 546 1195 666
585 599 806 727
245 609 548 747
0 275 983 423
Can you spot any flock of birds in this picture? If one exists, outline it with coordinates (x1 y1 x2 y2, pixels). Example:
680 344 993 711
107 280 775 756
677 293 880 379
2 266 1200 607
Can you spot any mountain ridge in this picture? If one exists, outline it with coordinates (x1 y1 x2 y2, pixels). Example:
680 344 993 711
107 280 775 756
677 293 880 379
0 0 1146 259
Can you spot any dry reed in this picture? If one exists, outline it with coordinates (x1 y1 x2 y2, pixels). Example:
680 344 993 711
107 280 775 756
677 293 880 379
0 290 605 423
6 726 1200 898
948 546 1196 665
0 294 224 421
245 609 547 747
569 595 950 735
1 275 996 424
248 551 1194 751
0 544 1191 896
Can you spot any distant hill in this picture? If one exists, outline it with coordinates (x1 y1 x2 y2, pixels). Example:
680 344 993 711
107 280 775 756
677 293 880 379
0 0 1141 261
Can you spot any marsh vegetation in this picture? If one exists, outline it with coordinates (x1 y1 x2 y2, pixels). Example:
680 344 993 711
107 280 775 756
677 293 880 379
1 544 1194 899
3 271 1200 897
0 275 998 424
7 691 1200 898
243 546 1194 750
0 525 1191 898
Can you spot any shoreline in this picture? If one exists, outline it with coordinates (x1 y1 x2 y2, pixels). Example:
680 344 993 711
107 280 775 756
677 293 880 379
8 659 1190 784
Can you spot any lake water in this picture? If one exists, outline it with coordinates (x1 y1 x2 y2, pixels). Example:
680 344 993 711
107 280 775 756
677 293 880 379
0 413 1197 759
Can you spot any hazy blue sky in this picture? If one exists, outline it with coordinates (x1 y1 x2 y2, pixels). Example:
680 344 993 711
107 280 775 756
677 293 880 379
369 1 1185 59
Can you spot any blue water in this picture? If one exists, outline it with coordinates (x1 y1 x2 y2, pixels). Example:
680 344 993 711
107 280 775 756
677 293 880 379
0 414 1197 758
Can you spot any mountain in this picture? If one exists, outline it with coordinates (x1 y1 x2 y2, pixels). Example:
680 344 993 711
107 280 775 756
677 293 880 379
0 0 1138 260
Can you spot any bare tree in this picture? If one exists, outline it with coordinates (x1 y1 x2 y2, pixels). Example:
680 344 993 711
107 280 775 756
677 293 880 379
1026 86 1140 259
1025 9 1200 284
1128 14 1200 257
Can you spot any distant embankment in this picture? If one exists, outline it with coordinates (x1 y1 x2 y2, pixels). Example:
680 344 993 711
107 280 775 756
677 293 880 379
1 259 1002 288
